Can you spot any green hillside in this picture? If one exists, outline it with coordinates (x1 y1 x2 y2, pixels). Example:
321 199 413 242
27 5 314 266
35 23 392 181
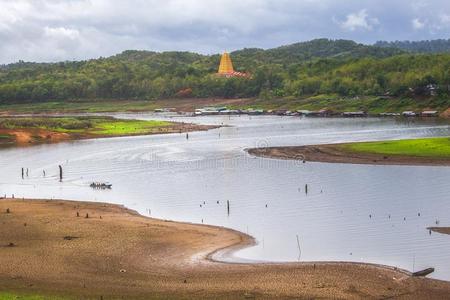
0 38 448 111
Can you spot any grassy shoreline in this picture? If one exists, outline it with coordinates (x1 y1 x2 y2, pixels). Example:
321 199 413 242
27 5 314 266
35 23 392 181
0 116 217 147
248 137 450 166
340 137 450 158
0 96 448 116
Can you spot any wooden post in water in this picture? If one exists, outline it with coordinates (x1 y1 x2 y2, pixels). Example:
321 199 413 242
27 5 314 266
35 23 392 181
227 200 230 216
21 168 24 179
59 165 63 182
305 184 308 194
296 234 301 261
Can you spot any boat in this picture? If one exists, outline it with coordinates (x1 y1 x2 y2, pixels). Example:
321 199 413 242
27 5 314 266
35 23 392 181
90 182 112 189
412 268 435 277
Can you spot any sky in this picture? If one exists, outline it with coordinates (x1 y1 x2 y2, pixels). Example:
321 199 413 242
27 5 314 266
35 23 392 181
1 0 450 64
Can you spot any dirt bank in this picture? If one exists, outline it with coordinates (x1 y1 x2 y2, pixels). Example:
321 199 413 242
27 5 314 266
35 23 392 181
0 199 449 299
0 128 71 146
247 144 450 166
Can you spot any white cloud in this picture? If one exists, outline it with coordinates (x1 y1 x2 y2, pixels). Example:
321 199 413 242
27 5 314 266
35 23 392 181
44 27 80 40
339 9 379 31
440 14 450 26
0 0 450 64
412 18 425 30
411 1 429 11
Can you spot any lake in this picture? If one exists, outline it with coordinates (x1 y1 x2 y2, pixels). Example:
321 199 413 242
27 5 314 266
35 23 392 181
1 114 450 280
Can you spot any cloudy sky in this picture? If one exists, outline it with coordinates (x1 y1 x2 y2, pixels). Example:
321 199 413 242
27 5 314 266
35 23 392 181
1 0 450 64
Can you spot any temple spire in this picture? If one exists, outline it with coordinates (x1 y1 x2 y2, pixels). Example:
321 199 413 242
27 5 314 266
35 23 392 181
216 51 249 78
218 52 234 74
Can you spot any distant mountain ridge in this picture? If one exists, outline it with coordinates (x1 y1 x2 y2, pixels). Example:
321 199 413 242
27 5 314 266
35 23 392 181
227 39 404 70
3 38 449 69
1 38 404 69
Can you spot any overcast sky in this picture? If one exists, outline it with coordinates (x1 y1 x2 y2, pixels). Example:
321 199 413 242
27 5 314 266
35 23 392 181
1 0 450 64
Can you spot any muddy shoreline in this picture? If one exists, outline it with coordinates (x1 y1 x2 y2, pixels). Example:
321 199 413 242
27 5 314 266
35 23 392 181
428 227 450 235
1 198 450 299
247 144 450 166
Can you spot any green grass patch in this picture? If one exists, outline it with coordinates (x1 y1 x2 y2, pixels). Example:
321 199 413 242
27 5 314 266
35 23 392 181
0 116 173 137
94 120 172 135
229 95 448 114
340 137 450 158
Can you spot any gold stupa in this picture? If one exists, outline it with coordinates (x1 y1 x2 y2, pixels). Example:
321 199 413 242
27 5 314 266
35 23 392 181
218 52 234 74
216 52 249 78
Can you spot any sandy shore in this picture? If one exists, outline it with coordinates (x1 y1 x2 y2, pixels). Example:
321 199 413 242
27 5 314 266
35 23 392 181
1 199 450 299
247 144 450 166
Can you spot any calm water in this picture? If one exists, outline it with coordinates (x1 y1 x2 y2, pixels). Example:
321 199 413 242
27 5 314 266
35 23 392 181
1 115 450 280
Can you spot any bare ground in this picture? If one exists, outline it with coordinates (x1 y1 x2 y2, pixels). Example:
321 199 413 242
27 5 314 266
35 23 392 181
0 199 449 299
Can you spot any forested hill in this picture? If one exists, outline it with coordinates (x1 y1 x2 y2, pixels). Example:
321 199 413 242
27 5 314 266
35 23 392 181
374 39 450 53
0 38 449 104
226 39 404 67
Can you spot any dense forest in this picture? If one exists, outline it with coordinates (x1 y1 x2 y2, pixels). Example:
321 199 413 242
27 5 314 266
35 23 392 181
0 39 449 104
374 39 450 53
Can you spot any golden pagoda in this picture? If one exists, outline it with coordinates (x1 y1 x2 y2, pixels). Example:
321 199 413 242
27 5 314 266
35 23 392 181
216 52 249 78
218 52 234 74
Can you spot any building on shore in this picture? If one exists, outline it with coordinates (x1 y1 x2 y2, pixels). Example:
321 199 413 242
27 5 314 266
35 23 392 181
217 52 250 78
402 111 417 117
